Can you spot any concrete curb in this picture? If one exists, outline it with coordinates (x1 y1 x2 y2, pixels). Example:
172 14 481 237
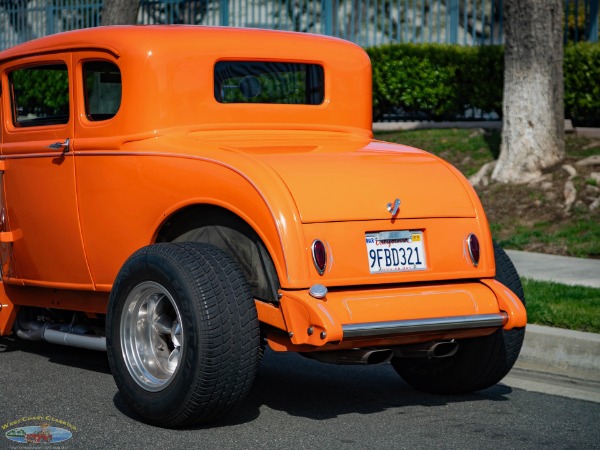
516 324 600 382
505 250 600 382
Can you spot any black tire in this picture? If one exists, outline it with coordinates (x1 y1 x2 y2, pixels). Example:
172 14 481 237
391 242 526 394
106 242 261 427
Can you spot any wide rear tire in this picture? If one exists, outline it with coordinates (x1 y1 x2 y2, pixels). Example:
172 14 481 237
106 242 260 427
391 242 526 393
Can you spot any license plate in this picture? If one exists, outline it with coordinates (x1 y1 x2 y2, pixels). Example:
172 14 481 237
365 230 427 273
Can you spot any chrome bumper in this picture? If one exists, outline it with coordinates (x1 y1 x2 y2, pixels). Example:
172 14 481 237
342 313 508 339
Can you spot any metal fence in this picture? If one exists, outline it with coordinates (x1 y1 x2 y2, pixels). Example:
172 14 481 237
1 0 599 51
137 0 506 46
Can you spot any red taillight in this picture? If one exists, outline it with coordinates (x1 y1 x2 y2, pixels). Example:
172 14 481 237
312 240 327 275
467 233 480 267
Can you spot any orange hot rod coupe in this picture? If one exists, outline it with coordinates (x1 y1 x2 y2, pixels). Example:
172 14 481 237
0 26 526 427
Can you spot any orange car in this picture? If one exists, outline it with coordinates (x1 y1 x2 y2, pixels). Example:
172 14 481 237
0 26 526 427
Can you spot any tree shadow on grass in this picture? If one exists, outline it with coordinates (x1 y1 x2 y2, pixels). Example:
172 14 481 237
483 129 501 160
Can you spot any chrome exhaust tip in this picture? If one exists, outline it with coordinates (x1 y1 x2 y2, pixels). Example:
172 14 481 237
394 340 459 359
301 348 394 365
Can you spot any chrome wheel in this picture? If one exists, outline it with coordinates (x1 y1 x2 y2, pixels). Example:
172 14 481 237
121 281 183 391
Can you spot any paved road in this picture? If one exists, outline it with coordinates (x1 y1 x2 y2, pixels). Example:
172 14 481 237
1 340 599 450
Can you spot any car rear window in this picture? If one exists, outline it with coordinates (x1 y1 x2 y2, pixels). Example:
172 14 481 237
214 61 324 105
10 63 69 127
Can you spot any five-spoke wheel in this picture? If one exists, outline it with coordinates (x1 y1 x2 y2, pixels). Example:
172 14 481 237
120 281 183 391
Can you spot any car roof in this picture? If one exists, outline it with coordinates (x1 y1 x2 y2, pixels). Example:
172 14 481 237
0 25 373 135
0 25 360 64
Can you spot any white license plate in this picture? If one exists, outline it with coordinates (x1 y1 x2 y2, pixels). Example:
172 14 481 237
365 230 427 273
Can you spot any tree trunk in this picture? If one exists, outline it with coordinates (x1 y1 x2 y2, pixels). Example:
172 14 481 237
101 0 140 26
491 0 564 184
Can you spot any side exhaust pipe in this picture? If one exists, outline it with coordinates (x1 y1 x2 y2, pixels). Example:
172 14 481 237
302 348 394 365
15 320 106 352
394 340 459 359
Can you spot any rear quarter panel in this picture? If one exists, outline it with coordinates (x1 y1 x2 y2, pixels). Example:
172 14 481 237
73 139 308 290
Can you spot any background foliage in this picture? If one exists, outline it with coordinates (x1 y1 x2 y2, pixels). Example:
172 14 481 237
11 65 69 117
368 42 600 125
564 42 600 125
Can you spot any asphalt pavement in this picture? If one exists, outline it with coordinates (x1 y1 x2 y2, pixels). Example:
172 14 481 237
2 340 599 450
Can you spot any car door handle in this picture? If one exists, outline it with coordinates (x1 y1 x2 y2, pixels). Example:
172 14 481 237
48 138 70 153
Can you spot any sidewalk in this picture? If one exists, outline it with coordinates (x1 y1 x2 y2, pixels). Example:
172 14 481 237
505 250 600 288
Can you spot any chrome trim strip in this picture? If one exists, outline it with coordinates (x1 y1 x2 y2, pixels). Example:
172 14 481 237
0 152 74 160
342 313 507 339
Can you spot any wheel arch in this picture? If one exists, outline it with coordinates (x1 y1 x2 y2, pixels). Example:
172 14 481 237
156 204 281 303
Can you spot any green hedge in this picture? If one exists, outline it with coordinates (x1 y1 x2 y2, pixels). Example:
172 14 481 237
367 42 600 125
564 42 600 125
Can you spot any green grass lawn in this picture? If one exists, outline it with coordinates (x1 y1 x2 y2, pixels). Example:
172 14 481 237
522 278 600 333
490 219 600 259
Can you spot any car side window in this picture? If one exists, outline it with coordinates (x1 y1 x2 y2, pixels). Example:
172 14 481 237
83 61 122 121
10 63 69 127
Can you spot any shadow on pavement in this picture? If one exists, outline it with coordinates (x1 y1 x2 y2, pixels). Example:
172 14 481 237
7 337 111 374
11 338 514 427
115 349 516 429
